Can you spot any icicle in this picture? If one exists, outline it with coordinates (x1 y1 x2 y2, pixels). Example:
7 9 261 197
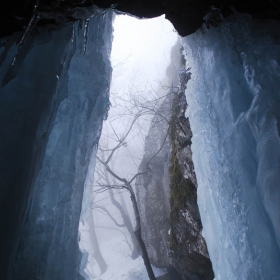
12 2 40 66
94 5 116 43
78 19 83 36
70 24 75 49
18 10 38 46
2 2 41 86
83 19 90 55
96 14 105 44
62 26 74 73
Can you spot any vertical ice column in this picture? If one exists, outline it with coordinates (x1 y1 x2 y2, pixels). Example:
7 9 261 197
0 11 113 280
182 14 280 280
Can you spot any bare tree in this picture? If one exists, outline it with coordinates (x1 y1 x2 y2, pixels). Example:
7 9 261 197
95 109 171 280
88 209 107 274
94 158 140 259
91 81 179 279
80 196 108 277
96 154 156 280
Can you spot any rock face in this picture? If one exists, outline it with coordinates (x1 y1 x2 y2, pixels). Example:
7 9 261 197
136 66 214 279
168 87 214 280
1 0 280 39
136 92 173 268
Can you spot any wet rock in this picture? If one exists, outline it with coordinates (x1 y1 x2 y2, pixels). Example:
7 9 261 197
169 91 214 280
136 66 214 279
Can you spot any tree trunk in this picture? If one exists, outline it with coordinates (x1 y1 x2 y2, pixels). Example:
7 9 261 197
119 191 140 259
108 188 140 258
96 154 156 279
129 189 157 280
104 164 140 259
88 210 107 274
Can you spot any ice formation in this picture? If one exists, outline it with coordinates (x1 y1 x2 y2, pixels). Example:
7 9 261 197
1 5 280 279
182 14 280 280
0 11 113 279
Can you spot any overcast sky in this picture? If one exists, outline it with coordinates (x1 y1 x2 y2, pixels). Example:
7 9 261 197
98 14 178 179
99 14 179 178
110 14 178 98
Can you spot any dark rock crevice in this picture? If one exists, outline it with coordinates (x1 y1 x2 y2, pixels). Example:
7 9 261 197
1 0 280 40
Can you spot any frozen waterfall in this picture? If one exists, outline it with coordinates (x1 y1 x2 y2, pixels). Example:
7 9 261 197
183 14 280 280
0 11 113 279
1 6 280 280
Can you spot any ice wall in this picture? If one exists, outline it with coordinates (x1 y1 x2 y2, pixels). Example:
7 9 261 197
182 14 280 279
0 11 113 279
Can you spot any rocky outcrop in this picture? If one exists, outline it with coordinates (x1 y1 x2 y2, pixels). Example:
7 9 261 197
168 82 214 280
136 66 214 279
1 0 280 39
136 92 173 268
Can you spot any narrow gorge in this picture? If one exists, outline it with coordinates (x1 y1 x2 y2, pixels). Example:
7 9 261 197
0 1 280 279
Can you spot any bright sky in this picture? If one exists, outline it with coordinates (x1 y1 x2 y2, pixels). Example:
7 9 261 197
100 14 178 178
110 14 178 97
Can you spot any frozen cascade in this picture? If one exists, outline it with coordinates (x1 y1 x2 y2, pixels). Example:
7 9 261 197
0 11 113 279
182 14 280 279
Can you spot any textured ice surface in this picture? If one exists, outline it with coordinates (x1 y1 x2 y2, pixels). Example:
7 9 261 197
182 14 280 280
0 11 113 279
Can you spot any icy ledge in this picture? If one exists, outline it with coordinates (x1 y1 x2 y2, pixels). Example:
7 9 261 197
182 14 280 280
